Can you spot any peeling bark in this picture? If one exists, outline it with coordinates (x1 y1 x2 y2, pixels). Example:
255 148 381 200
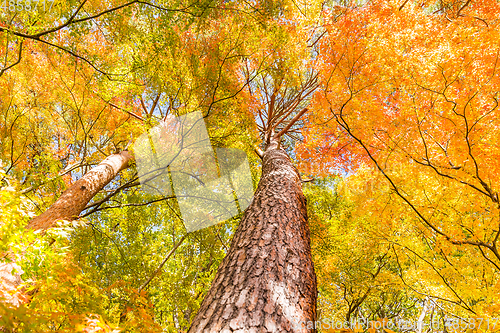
188 142 317 333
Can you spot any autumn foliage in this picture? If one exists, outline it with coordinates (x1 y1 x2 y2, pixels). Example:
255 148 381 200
2 0 500 331
299 0 500 324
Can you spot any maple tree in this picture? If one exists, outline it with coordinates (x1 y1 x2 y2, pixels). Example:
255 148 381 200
297 0 500 325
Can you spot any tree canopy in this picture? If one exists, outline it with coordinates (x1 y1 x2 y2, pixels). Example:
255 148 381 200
1 0 500 332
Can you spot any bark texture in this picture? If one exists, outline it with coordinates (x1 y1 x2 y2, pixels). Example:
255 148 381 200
0 151 132 307
188 143 317 333
27 150 132 230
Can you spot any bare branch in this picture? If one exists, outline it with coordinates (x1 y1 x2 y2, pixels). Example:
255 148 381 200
457 0 472 16
138 234 188 292
254 146 264 159
399 0 410 11
0 40 23 77
274 108 308 139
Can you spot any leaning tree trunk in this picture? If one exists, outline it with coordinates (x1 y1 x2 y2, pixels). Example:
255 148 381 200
28 150 132 230
0 150 132 306
188 141 317 333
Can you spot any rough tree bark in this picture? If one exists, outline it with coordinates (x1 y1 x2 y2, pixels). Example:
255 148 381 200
188 140 317 333
27 150 132 230
0 151 132 306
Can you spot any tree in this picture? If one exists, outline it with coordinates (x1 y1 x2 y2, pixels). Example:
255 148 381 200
8 0 500 330
1 0 325 331
0 151 131 307
28 151 132 231
188 71 319 332
298 0 500 321
188 140 318 332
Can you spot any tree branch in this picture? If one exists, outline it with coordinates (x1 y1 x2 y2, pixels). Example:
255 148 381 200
138 233 188 292
274 108 308 139
0 40 23 77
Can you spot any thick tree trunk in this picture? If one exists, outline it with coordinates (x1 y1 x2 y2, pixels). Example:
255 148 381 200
27 150 132 230
0 151 132 306
188 142 317 333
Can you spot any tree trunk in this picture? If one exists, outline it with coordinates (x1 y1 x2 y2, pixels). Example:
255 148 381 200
188 142 317 333
28 150 132 230
0 151 132 306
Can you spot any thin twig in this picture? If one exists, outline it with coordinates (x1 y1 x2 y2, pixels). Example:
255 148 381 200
138 234 188 292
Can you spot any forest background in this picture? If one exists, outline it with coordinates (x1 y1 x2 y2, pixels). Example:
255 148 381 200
1 0 500 332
